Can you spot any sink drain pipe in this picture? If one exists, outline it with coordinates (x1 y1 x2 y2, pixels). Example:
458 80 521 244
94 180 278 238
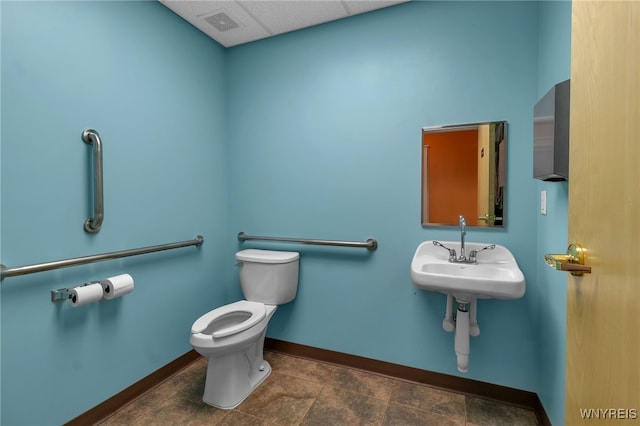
455 302 470 373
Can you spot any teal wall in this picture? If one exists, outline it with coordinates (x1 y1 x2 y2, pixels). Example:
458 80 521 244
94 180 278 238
227 0 540 390
536 1 572 425
1 1 572 424
1 2 230 424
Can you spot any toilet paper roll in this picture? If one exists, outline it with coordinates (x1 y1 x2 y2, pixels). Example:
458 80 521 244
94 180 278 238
101 274 134 300
71 283 104 307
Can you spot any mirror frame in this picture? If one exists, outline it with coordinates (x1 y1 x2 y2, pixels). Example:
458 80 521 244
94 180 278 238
421 121 507 228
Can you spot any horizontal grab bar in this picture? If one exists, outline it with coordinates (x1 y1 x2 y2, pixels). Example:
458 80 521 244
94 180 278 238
0 235 204 280
237 232 377 250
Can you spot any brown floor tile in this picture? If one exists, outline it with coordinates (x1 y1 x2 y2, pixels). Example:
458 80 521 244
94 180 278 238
465 396 538 426
99 401 158 426
217 410 276 426
234 371 323 425
383 402 464 426
390 381 466 422
328 366 397 400
158 358 207 398
163 356 208 397
265 350 335 384
146 390 227 425
301 386 388 426
100 365 224 426
98 375 184 425
99 352 542 426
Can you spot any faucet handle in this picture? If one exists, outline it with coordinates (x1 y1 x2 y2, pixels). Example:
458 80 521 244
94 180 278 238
469 244 496 262
433 241 457 261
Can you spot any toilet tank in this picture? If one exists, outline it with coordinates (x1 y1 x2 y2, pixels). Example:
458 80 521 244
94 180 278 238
235 249 300 305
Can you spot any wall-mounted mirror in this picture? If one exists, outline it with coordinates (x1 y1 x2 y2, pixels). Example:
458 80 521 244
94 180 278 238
421 121 506 227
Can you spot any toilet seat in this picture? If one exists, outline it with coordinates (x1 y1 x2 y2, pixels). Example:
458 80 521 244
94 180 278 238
191 300 266 339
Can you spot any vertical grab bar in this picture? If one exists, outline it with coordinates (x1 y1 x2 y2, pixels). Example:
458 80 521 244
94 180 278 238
82 129 103 233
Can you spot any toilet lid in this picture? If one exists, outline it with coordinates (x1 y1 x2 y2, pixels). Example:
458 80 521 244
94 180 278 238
191 300 266 339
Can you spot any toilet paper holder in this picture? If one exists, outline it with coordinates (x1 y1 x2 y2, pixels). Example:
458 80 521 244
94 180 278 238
51 281 101 302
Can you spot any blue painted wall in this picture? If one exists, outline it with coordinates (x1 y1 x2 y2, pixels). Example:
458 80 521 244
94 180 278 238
1 1 572 424
536 1 572 425
227 0 540 391
1 2 230 424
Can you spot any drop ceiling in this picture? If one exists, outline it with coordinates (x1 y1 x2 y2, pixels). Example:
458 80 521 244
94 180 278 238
160 0 409 48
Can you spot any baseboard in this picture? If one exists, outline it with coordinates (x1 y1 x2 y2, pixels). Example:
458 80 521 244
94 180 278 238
65 350 200 426
66 339 551 426
265 337 552 426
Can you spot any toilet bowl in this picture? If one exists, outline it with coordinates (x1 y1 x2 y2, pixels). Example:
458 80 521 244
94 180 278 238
190 249 299 409
190 301 277 409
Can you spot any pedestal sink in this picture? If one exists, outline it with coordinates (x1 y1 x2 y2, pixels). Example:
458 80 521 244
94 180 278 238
410 240 525 372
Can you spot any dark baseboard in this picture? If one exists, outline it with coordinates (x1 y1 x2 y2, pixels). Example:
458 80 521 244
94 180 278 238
65 350 200 426
265 337 551 426
67 339 551 426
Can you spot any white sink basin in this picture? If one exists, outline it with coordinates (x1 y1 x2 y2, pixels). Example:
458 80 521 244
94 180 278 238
410 240 525 301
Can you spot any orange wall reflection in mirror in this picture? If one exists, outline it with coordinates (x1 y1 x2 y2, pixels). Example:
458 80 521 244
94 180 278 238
423 129 479 225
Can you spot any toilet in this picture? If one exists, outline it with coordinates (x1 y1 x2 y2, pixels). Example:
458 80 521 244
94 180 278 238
190 249 300 409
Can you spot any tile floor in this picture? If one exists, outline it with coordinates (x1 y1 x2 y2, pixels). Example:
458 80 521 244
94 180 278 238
99 351 539 425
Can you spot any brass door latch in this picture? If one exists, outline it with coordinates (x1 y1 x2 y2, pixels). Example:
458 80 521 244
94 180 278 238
544 244 592 276
477 214 503 225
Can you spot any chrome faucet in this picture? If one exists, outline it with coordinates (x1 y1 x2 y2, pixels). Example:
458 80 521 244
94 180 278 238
434 217 496 264
459 215 467 261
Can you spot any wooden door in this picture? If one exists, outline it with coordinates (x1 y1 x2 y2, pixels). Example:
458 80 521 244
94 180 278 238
476 124 492 227
566 1 640 424
422 145 430 223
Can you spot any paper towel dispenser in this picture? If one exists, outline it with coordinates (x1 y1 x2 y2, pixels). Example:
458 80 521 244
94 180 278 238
534 79 570 181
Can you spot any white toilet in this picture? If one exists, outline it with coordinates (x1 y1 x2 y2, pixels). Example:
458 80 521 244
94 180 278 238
190 249 300 409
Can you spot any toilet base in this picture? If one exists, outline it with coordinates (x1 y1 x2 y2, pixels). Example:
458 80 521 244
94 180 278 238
202 351 272 409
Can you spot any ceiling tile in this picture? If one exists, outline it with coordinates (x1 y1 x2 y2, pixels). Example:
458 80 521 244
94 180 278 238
160 0 409 48
238 1 348 35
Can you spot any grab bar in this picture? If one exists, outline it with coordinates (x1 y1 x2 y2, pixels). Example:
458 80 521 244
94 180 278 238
0 235 204 279
237 232 378 250
83 129 104 233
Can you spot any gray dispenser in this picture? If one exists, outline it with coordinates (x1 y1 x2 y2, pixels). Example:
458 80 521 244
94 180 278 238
534 79 570 181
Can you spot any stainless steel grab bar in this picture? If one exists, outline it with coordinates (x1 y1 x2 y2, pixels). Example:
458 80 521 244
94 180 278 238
237 232 377 250
83 129 104 233
0 235 204 279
